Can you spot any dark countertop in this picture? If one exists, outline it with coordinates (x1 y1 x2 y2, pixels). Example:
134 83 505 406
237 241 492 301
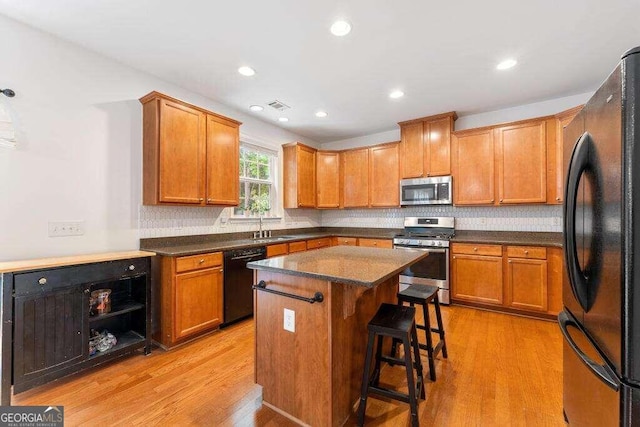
247 246 428 287
140 227 562 256
452 231 563 247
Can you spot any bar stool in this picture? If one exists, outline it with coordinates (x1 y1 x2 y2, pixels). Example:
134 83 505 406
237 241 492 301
357 303 424 427
391 284 448 382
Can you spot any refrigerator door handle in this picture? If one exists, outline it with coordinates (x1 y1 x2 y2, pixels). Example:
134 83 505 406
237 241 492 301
558 311 619 391
563 132 592 311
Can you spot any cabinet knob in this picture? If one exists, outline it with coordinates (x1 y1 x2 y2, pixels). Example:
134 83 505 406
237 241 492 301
128 264 136 271
199 198 204 202
84 289 90 294
38 278 47 286
473 247 478 251
199 259 205 264
453 256 456 259
499 199 503 203
220 269 224 273
491 199 495 203
556 197 561 201
207 198 213 203
508 260 512 263
524 250 529 255
373 242 377 246
77 331 81 335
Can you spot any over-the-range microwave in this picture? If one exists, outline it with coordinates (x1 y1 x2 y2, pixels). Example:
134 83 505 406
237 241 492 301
400 176 452 206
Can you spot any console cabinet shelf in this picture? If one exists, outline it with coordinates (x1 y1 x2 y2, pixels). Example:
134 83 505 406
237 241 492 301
0 255 153 404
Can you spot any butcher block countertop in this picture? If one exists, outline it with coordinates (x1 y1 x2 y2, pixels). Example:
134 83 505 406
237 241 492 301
0 251 156 273
247 245 428 287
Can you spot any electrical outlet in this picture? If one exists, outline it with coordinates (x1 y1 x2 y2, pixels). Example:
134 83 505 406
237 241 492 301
284 308 295 333
48 221 85 237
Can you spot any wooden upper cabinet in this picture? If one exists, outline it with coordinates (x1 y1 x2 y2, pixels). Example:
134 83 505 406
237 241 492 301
369 142 400 207
399 112 456 179
495 120 548 204
140 91 241 206
400 122 424 178
206 115 240 205
316 151 340 208
342 148 369 208
452 128 495 205
283 143 316 208
550 105 583 204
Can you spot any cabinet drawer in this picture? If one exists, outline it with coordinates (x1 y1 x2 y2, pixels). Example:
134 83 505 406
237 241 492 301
333 237 358 246
358 238 393 249
506 246 546 260
266 243 288 258
451 243 502 257
306 238 331 250
288 241 307 253
175 252 222 273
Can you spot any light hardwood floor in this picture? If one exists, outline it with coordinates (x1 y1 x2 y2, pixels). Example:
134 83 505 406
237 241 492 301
13 306 564 426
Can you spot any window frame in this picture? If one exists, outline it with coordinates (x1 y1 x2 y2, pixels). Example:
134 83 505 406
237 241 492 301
234 142 279 218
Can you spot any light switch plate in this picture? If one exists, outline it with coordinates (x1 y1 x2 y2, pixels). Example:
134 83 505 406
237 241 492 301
48 220 85 237
284 308 295 333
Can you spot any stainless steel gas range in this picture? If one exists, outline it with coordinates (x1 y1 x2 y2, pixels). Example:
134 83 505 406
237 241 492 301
392 217 454 304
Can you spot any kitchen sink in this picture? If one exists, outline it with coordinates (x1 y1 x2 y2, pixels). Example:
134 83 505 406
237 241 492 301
252 236 295 243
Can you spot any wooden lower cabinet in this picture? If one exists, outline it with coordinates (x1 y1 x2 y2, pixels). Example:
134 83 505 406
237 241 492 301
357 238 393 249
306 238 331 250
157 252 223 348
332 236 358 246
266 243 288 258
288 241 308 253
451 253 503 305
451 243 560 318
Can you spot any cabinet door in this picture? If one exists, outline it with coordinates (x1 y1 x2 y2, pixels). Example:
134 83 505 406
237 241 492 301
174 267 223 339
13 287 86 392
551 106 582 204
425 117 452 176
159 99 206 204
452 129 495 205
316 151 340 208
358 238 393 249
496 121 547 204
297 145 317 207
205 115 239 205
369 143 399 207
400 122 424 178
342 148 369 207
506 258 548 311
451 254 503 305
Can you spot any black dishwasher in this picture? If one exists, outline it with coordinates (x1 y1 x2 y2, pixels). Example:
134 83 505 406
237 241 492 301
222 246 266 326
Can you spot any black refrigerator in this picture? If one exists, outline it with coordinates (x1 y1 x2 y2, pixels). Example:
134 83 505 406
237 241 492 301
560 46 640 426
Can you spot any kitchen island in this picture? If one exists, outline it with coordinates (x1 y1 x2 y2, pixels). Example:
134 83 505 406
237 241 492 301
247 246 428 426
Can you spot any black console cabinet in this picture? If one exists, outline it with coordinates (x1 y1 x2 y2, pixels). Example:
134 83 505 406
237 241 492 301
0 256 152 404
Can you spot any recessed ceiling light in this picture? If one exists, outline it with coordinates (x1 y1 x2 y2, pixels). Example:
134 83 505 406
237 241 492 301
278 117 289 122
330 20 352 36
389 90 405 99
496 59 517 70
315 111 328 118
238 66 256 76
249 105 264 112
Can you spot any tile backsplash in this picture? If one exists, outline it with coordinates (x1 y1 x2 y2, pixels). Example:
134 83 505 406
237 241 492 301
139 204 562 239
320 205 562 232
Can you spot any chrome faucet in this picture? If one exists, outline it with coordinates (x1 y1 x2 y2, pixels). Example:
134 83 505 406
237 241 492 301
253 215 270 239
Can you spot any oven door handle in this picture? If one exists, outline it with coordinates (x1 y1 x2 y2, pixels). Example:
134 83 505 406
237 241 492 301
394 246 447 253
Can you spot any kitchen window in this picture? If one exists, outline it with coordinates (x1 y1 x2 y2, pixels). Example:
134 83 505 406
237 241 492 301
234 144 277 216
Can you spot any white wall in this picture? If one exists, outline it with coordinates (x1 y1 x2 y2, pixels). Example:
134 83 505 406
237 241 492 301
0 14 319 261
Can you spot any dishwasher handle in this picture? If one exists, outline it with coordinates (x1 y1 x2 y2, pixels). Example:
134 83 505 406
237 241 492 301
230 253 265 261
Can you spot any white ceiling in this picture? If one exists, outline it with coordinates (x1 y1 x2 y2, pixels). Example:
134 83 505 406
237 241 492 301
1 0 639 143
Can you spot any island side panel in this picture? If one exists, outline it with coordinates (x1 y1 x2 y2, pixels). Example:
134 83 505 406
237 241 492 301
254 270 331 426
330 276 398 426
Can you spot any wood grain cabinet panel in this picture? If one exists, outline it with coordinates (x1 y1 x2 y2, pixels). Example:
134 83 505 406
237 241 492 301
266 244 288 258
400 121 425 178
399 112 456 179
452 251 503 305
495 121 548 204
141 91 241 206
283 143 317 208
357 238 393 249
550 105 583 204
332 237 357 246
452 129 495 205
369 143 400 207
316 151 340 208
342 148 370 208
174 267 223 339
206 115 240 205
506 257 548 312
288 241 307 253
306 238 331 250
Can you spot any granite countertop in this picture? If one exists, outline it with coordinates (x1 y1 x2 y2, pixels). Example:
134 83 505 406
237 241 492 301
452 231 563 247
140 227 563 256
247 246 428 287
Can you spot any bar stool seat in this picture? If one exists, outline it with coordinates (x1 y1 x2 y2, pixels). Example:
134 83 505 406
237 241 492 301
357 303 424 427
392 284 448 382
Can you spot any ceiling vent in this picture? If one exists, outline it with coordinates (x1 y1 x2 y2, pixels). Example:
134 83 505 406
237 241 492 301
267 100 291 111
